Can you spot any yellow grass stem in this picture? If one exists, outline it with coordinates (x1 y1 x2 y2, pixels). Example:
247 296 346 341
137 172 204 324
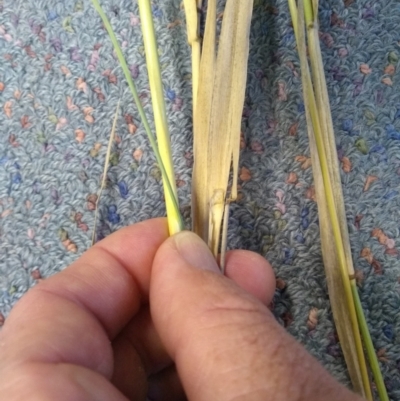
138 0 182 235
288 0 298 37
306 63 372 401
191 42 201 112
91 0 184 235
289 0 372 397
302 2 388 399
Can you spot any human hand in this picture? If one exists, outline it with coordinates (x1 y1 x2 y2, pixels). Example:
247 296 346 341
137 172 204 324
0 218 362 401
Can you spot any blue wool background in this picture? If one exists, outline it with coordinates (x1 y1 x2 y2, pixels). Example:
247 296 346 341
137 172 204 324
1 0 400 397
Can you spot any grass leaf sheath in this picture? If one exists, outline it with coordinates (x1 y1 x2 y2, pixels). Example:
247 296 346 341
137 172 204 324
191 0 254 257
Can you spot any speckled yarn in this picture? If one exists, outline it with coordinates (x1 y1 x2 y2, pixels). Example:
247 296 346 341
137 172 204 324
1 0 400 398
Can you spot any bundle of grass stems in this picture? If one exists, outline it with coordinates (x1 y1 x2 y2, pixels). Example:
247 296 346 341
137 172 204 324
288 1 388 400
91 0 387 399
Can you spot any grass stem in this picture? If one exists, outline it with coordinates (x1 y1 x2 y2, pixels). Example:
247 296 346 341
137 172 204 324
91 0 184 234
92 101 120 245
288 0 384 398
138 0 182 235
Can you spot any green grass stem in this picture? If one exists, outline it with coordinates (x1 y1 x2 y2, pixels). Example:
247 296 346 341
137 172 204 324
91 0 184 232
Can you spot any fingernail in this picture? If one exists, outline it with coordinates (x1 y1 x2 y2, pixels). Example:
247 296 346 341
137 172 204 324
173 231 220 273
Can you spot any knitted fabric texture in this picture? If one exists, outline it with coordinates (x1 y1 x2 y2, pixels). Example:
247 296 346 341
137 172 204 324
1 0 400 396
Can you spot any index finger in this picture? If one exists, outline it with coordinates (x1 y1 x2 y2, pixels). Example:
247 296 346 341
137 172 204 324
0 218 168 377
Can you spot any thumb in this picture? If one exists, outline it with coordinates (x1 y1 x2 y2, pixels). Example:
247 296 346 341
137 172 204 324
150 231 360 401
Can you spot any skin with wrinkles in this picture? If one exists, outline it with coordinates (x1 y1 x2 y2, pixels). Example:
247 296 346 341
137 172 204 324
0 218 362 401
